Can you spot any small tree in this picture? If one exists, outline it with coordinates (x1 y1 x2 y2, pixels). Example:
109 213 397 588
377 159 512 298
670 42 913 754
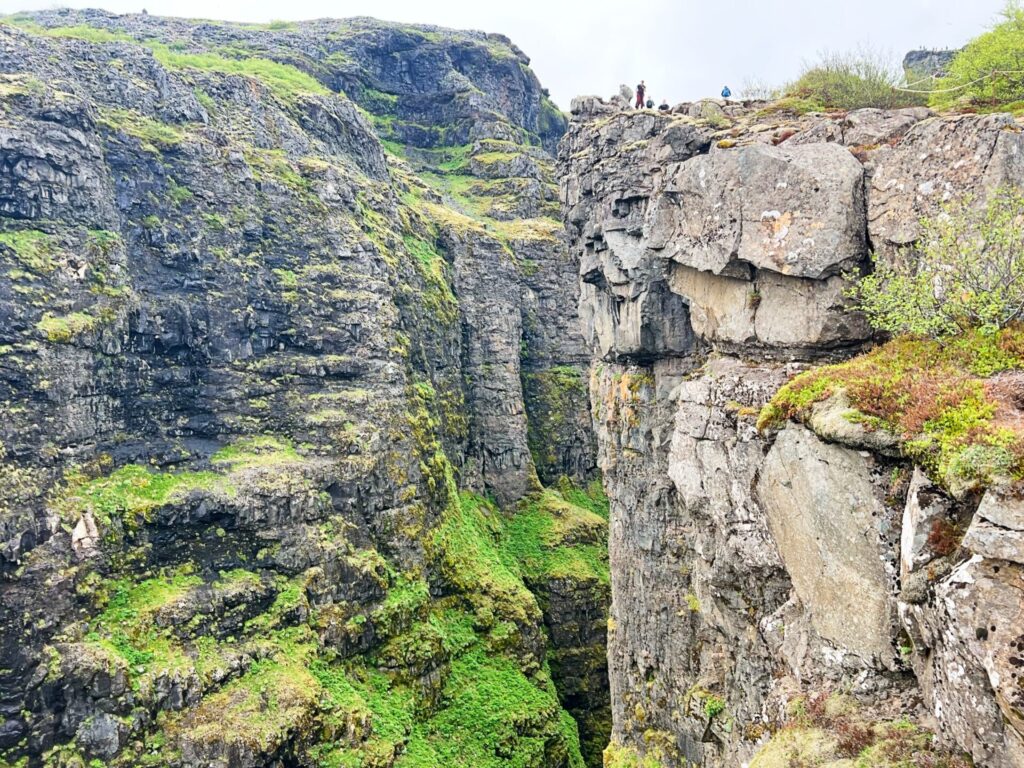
932 1 1024 109
852 187 1024 337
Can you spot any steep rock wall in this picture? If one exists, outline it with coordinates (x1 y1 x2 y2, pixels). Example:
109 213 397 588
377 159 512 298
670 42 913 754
0 11 607 768
561 99 1024 767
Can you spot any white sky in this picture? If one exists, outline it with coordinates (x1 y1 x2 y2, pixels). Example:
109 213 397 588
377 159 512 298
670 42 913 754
0 0 1009 108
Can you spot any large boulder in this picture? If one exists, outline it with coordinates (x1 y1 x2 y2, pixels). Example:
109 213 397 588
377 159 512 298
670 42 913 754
647 142 867 279
757 425 897 666
667 265 871 352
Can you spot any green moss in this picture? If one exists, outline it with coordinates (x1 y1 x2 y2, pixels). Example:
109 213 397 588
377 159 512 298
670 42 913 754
758 327 1024 492
54 464 224 529
472 150 521 166
434 491 539 626
148 43 328 103
498 490 609 586
85 568 203 670
524 365 588 471
211 435 301 468
43 24 134 43
399 647 584 768
98 108 184 152
245 148 310 191
167 178 193 204
175 657 321 755
0 229 57 273
37 311 99 343
604 740 667 768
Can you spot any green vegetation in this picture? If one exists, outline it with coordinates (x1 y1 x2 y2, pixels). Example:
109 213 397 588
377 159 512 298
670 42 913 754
852 188 1024 337
85 567 203 670
751 693 970 768
932 2 1024 110
498 489 609 585
758 326 1024 493
0 229 57 273
524 365 588 472
703 696 726 719
433 491 539 625
98 108 185 152
782 49 925 111
37 311 100 343
148 43 328 103
399 647 584 768
765 187 1024 494
604 740 669 768
210 435 302 468
42 24 134 43
167 178 193 204
54 463 224 529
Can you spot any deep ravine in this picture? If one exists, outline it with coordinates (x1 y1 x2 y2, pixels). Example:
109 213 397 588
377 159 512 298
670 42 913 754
3 9 1024 768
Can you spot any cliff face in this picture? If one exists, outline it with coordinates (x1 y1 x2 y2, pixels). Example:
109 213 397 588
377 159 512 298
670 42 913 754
0 10 608 768
561 98 1024 767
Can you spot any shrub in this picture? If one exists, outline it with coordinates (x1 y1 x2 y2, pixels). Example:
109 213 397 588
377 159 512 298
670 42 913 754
852 187 1024 337
783 48 926 110
932 2 1024 110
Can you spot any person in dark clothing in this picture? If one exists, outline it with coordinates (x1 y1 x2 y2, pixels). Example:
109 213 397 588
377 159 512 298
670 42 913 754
658 99 670 111
635 80 646 109
721 85 732 99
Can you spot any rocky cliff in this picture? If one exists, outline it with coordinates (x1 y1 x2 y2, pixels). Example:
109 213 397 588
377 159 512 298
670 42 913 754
561 96 1024 767
0 10 609 768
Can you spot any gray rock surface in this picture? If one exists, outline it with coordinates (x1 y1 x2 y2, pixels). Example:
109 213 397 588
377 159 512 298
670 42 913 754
562 102 1024 767
757 425 896 665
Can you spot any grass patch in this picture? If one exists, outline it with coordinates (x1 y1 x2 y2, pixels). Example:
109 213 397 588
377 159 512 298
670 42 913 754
498 489 609 585
148 42 328 103
37 311 100 343
0 229 57 273
43 24 134 43
54 464 224 529
98 108 184 152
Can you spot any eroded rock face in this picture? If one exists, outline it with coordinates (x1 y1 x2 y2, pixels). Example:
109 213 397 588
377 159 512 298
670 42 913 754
562 100 1024 767
0 10 605 768
652 142 866 279
870 113 1024 259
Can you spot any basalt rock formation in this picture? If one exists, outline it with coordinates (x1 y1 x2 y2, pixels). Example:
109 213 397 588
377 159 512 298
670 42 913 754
561 96 1024 767
0 10 608 768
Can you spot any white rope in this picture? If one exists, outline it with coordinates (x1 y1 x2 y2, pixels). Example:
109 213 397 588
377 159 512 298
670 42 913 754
893 70 1024 94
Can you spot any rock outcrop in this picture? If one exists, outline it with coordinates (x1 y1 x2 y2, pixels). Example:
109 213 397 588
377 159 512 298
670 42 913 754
561 97 1024 767
0 10 607 768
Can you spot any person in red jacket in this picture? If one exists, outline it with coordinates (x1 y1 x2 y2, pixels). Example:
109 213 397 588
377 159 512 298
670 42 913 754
635 80 646 109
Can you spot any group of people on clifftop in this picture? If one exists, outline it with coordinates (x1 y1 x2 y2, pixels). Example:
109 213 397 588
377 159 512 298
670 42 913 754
632 79 732 110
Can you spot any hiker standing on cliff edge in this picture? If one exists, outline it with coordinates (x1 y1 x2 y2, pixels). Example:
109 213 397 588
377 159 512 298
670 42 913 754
635 80 646 109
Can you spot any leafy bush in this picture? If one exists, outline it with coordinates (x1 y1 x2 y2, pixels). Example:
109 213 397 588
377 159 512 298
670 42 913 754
932 1 1024 110
783 49 926 110
852 187 1024 337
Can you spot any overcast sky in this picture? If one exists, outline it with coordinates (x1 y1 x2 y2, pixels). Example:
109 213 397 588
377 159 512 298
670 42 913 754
0 0 1009 107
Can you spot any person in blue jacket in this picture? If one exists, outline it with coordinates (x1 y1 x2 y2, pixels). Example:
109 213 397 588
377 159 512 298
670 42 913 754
721 85 732 99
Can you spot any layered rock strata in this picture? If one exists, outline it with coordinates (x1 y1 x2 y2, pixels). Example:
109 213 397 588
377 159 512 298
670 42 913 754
561 97 1024 767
